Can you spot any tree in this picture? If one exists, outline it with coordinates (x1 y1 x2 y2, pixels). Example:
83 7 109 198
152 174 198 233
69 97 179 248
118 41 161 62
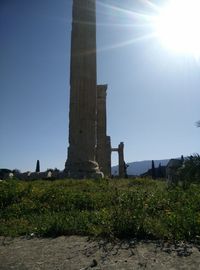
196 121 200 127
35 160 40 173
157 162 162 178
151 160 156 179
179 154 200 187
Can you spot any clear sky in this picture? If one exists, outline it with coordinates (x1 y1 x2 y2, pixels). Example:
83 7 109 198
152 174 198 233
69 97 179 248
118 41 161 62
1 0 200 172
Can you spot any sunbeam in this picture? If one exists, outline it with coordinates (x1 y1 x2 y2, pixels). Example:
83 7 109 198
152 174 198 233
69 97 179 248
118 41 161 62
97 1 155 21
97 33 156 53
96 0 200 59
95 0 159 53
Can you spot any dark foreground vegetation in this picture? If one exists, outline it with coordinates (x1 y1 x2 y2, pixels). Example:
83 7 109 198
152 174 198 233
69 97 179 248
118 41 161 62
1 178 200 240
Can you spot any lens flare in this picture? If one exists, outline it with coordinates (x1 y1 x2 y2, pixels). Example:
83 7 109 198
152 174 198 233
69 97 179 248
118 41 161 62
154 0 200 57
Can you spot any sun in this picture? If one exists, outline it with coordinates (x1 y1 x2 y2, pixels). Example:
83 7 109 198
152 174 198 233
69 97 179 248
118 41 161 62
154 0 200 57
97 0 200 58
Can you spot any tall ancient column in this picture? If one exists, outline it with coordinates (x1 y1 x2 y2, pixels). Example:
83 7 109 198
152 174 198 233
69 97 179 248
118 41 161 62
118 142 125 178
65 0 103 178
96 85 111 176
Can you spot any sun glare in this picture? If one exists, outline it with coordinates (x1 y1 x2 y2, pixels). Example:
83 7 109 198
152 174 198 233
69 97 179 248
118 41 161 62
97 0 200 58
154 0 200 57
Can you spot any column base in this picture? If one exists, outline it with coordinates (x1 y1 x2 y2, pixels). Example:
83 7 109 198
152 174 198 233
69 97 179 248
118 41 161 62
65 160 104 179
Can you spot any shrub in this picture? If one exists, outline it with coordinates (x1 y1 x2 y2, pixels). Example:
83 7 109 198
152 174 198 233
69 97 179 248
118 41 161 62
179 154 200 187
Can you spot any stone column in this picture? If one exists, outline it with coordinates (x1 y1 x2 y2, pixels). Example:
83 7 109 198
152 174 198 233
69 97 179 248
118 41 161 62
118 142 125 178
106 136 112 176
65 0 103 178
96 85 111 176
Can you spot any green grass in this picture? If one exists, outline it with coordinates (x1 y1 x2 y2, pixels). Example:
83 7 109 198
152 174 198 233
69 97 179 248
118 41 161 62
1 178 200 240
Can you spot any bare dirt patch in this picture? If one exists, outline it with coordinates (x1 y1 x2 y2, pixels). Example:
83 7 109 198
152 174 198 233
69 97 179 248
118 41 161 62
0 236 200 270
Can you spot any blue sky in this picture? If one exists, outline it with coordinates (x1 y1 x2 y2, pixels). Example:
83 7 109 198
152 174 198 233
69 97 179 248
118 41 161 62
1 0 200 172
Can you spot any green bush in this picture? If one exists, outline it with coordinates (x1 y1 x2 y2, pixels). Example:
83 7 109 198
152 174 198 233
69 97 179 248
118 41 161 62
179 154 200 187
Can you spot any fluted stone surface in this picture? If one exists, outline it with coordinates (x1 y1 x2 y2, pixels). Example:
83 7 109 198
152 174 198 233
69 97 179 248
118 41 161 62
96 85 111 176
65 0 103 178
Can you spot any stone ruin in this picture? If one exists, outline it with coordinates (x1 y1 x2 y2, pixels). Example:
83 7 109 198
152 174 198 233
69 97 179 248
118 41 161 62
2 0 126 181
1 169 66 181
64 0 126 178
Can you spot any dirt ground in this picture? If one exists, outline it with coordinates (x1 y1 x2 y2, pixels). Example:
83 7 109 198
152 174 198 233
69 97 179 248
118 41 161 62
1 236 200 270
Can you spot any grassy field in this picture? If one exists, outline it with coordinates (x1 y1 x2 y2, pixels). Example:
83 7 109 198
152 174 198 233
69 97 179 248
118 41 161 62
1 178 200 240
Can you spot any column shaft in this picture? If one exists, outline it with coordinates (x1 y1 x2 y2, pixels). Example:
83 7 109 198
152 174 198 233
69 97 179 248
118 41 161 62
65 0 103 178
96 85 111 176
